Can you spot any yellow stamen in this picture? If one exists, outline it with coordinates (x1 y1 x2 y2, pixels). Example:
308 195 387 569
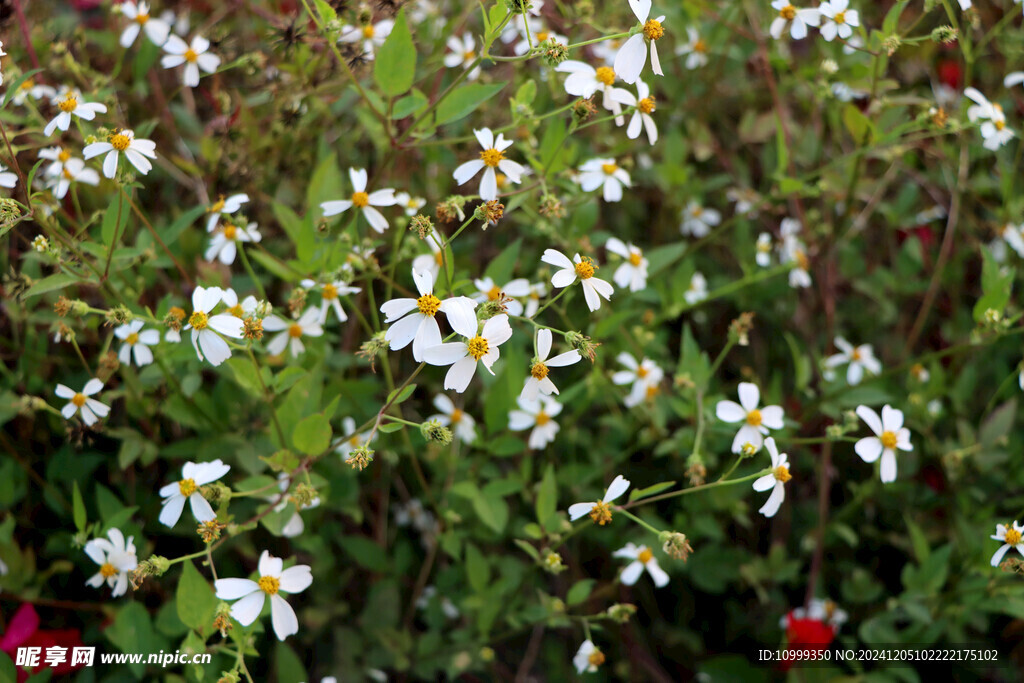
134 12 150 24
601 162 618 175
628 251 643 266
450 408 463 423
833 10 846 24
208 195 225 213
773 465 792 483
100 562 118 578
637 366 649 379
480 148 505 167
58 96 78 113
589 500 612 525
125 332 139 345
694 38 708 53
643 19 664 41
746 409 762 427
417 293 442 316
72 393 87 407
531 361 549 380
486 285 502 301
595 66 615 86
323 283 338 300
362 24 375 39
184 48 198 62
189 311 209 329
574 256 596 280
222 224 238 240
638 548 653 564
1006 528 1022 545
58 149 71 162
880 431 897 449
463 50 475 61
228 304 244 318
638 97 656 114
258 575 281 595
288 323 303 338
178 478 197 496
780 5 796 20
109 132 131 151
588 649 605 668
535 410 550 426
467 336 489 360
351 191 370 208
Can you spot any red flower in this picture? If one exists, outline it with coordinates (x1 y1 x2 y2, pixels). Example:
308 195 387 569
779 612 837 671
1 604 86 681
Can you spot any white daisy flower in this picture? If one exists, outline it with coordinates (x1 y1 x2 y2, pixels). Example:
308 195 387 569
554 61 626 125
423 314 513 393
609 80 659 144
338 19 394 60
824 337 881 385
270 473 320 538
573 639 606 674
83 129 157 179
779 218 811 288
541 248 614 312
158 459 231 527
611 352 663 395
755 232 773 266
214 550 312 641
300 278 361 324
205 221 261 265
184 286 245 366
338 416 376 452
55 378 110 427
614 0 666 85
39 146 74 177
605 238 648 292
119 1 171 47
676 27 709 69
990 521 1024 567
964 87 1015 150
443 34 481 80
521 328 581 401
160 8 190 37
394 191 426 217
728 187 760 217
568 474 631 524
752 437 791 518
911 364 930 384
47 158 99 199
576 158 631 202
412 233 445 280
9 78 55 106
472 276 531 316
614 542 669 587
205 193 249 233
44 88 108 137
114 320 159 367
84 528 137 598
680 201 721 238
262 307 324 358
684 271 708 305
818 0 859 41
428 394 477 444
992 223 1024 263
1005 72 1024 89
854 405 912 483
379 268 478 362
0 164 16 189
525 281 547 318
221 288 262 319
321 168 397 233
508 396 562 450
769 1 820 40
716 382 785 453
452 128 525 202
513 25 566 56
796 599 848 631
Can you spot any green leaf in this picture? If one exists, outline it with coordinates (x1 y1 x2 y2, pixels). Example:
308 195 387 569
275 641 308 683
307 154 344 218
628 480 677 502
374 9 416 97
514 539 540 561
843 104 875 144
435 82 507 126
473 492 509 534
176 561 218 633
465 543 490 592
225 357 264 397
292 413 332 455
535 465 557 528
101 193 130 248
339 535 388 572
72 481 86 532
386 383 416 405
980 398 1016 447
22 273 78 299
312 0 337 24
378 421 404 433
3 69 44 109
392 89 428 119
566 579 595 606
974 247 1014 322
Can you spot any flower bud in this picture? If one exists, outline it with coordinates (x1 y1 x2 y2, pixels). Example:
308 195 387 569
659 531 694 561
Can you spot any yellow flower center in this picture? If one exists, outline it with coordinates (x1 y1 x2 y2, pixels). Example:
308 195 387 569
746 409 762 427
535 410 550 425
780 5 796 20
795 250 810 271
362 24 375 39
595 66 615 86
691 206 704 217
100 562 118 578
1006 528 1023 545
996 119 1006 131
643 19 664 41
851 348 862 361
20 79 34 90
126 332 139 345
536 31 549 41
487 285 502 301
109 132 131 151
417 293 442 316
628 251 643 266
72 393 87 407
58 149 71 162
531 361 549 380
467 336 489 360
179 478 197 496
58 96 78 113
638 548 653 564
351 191 370 208
288 323 303 338
773 465 792 483
208 196 225 213
434 250 444 266
911 363 925 378
496 173 508 188
833 10 846 24
189 311 209 330
574 257 596 280
638 97 656 114
463 50 475 61
694 38 708 53
636 366 649 379
223 224 238 240
228 304 244 317
480 148 505 168
589 500 613 525
601 162 618 175
323 283 338 299
646 384 660 399
62 168 74 180
258 575 281 595
824 600 836 619
184 48 198 62
450 408 463 423
880 431 898 449
588 649 606 668
135 12 150 24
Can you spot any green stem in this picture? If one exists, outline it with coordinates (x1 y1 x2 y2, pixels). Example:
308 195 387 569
615 507 662 537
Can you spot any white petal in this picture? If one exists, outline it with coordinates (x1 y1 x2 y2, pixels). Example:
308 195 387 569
855 437 883 463
614 35 647 85
752 474 776 492
856 405 883 435
278 566 313 594
620 561 644 585
604 475 630 503
189 492 216 522
758 483 786 517
715 400 746 423
270 594 299 640
568 502 595 521
215 578 260 600
737 382 760 412
453 159 485 185
159 494 186 527
230 591 266 626
879 450 897 483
